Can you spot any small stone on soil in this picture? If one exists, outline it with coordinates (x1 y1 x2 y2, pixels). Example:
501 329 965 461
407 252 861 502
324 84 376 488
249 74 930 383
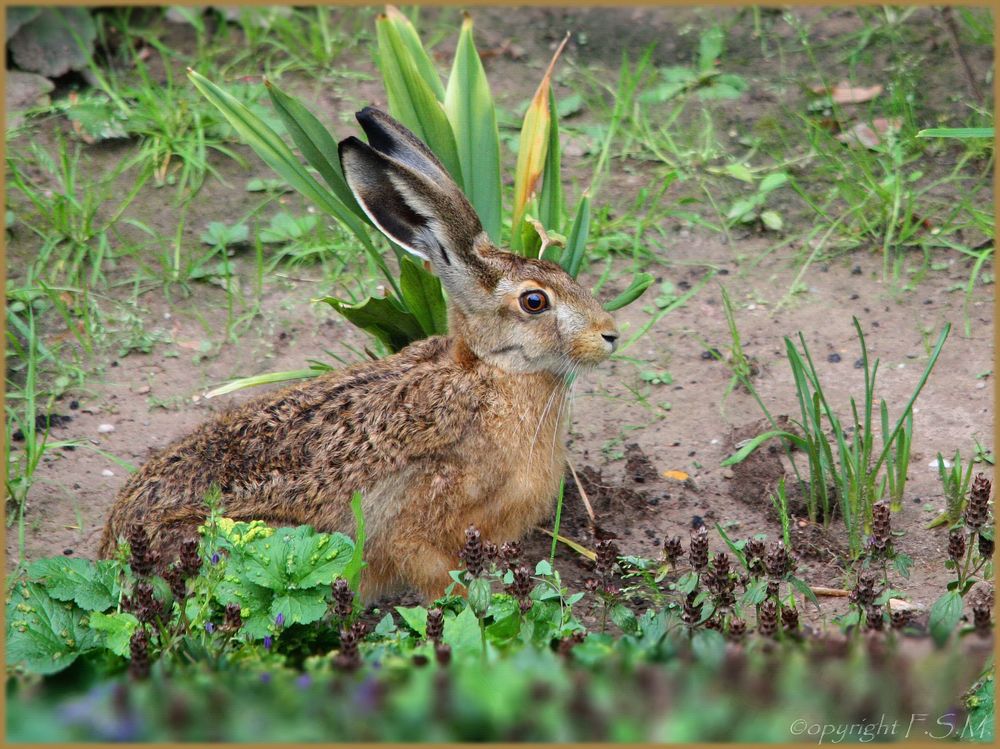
101 469 115 477
63 549 73 556
98 423 116 433
701 348 721 360
827 353 842 363
69 400 79 410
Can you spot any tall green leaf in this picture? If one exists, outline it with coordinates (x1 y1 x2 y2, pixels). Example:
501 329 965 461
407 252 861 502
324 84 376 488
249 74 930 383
385 5 446 102
444 13 502 242
188 70 399 296
537 87 565 236
375 13 464 188
264 78 367 222
560 192 590 278
399 255 448 336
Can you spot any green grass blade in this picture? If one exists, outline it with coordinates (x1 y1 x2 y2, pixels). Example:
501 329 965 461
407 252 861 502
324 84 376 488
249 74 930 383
344 492 367 595
916 127 994 139
604 272 654 312
620 271 714 352
444 13 501 242
722 430 809 466
873 323 951 472
205 368 328 399
376 13 464 188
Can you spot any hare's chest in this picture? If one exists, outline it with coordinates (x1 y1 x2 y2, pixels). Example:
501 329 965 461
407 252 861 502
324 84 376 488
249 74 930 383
459 389 568 537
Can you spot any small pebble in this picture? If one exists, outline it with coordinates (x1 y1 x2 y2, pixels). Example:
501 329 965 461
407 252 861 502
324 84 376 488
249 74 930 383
97 423 115 433
63 548 74 556
136 385 151 395
101 469 115 477
930 459 953 470
827 353 842 363
69 400 79 410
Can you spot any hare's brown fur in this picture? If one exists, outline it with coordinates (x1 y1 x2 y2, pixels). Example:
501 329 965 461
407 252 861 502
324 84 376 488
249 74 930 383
99 107 617 602
99 330 568 600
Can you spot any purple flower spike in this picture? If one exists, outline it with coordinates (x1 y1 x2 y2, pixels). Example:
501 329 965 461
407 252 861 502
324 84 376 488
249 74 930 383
296 674 312 689
263 635 273 650
275 613 285 628
205 622 215 634
211 552 220 565
260 672 271 684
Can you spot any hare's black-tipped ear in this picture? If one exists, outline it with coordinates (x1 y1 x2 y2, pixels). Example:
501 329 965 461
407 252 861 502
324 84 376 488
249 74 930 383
339 108 498 296
355 106 453 186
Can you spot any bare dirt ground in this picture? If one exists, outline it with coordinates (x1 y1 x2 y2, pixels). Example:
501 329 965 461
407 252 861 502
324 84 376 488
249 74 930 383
5 7 994 636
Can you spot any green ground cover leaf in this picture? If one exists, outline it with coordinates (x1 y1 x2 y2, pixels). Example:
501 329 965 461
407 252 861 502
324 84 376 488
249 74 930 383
6 581 101 675
26 557 121 612
238 525 354 591
88 611 139 658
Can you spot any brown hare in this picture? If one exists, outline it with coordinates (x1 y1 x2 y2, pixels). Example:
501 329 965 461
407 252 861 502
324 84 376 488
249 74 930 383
99 107 619 602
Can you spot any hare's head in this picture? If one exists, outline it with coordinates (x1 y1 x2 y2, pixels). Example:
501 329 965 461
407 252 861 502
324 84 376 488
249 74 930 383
339 107 618 376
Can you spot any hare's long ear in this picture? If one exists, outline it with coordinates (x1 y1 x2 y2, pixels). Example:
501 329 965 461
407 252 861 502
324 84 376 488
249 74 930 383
339 107 499 298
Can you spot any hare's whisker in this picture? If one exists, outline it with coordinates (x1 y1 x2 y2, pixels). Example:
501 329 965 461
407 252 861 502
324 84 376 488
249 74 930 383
548 370 575 466
528 365 567 465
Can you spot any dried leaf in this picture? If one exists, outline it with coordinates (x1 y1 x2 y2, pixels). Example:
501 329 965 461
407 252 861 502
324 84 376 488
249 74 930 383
810 81 883 104
663 470 689 481
511 33 569 252
835 117 902 149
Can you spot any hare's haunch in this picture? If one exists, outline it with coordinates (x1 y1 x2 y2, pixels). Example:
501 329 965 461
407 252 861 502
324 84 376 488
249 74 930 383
99 107 619 602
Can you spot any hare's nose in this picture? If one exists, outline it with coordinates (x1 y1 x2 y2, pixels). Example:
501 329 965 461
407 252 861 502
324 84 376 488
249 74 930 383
601 332 619 351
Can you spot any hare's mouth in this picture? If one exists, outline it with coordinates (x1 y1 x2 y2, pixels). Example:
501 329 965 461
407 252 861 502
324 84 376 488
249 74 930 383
569 336 617 367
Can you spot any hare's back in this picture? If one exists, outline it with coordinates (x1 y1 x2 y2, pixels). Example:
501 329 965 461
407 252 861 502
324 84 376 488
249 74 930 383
101 336 479 553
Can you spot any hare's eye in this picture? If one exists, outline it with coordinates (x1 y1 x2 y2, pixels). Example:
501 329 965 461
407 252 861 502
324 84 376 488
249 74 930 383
519 290 550 314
